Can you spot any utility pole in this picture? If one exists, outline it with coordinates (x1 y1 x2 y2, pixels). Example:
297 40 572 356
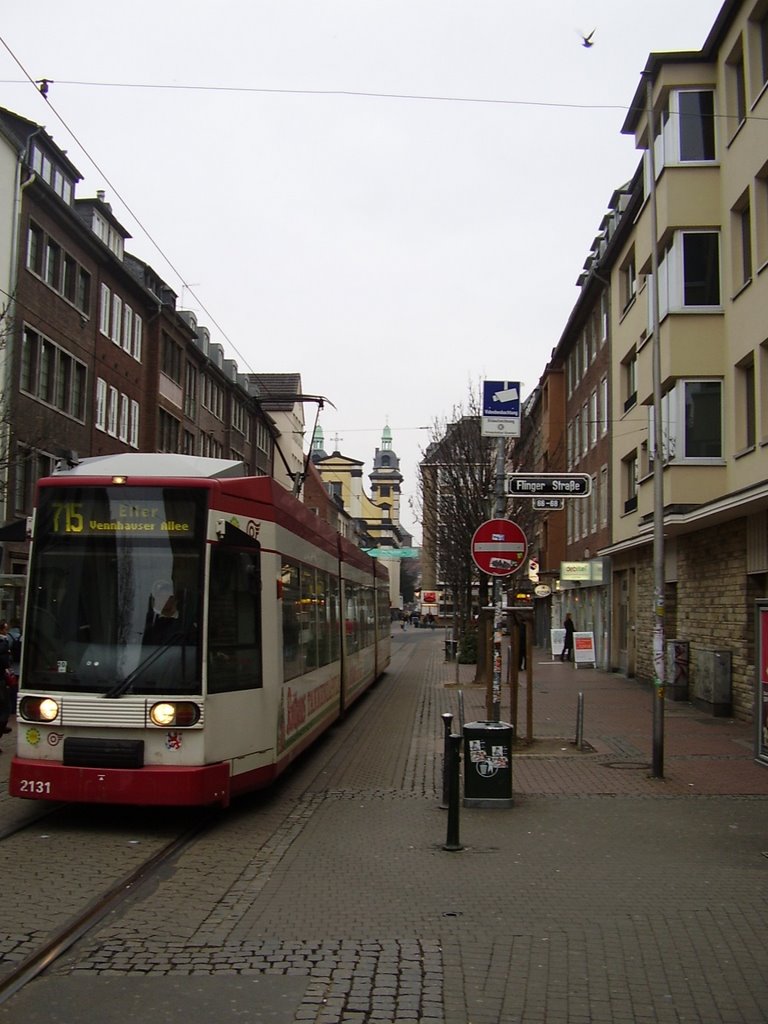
646 73 665 778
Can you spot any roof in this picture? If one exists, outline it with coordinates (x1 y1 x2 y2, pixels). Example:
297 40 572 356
52 453 246 480
246 373 303 411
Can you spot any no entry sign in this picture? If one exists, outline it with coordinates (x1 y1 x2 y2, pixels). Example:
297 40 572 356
471 518 528 577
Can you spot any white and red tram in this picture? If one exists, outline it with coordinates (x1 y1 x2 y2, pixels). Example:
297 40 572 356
9 454 391 806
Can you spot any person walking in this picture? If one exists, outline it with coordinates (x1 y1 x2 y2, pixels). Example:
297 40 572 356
561 612 575 662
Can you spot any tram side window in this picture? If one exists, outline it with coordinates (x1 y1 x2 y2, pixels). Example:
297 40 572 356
345 584 360 653
300 565 319 671
377 583 390 638
314 571 331 668
282 560 302 681
207 549 262 693
328 575 340 663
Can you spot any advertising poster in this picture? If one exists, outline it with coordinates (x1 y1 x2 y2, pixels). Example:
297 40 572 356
550 628 565 658
573 632 596 668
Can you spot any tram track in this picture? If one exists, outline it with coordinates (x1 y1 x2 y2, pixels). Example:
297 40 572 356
0 808 219 1007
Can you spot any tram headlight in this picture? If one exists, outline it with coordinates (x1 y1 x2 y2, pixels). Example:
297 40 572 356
149 701 201 728
19 696 60 723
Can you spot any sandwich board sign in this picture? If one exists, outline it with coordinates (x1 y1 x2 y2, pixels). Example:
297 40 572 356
482 380 521 437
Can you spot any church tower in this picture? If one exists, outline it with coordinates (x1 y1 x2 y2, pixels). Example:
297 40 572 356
370 423 402 524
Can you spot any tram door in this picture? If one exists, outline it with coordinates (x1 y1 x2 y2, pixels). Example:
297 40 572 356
614 568 636 677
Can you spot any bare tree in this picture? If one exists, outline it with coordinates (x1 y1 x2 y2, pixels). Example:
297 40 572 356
421 386 504 669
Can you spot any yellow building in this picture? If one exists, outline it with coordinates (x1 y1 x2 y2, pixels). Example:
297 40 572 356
603 0 768 719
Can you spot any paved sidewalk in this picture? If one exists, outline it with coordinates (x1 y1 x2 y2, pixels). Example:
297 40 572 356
452 639 765 798
2 630 767 1024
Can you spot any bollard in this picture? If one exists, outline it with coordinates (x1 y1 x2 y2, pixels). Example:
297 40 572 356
440 712 453 809
575 691 584 750
443 734 463 851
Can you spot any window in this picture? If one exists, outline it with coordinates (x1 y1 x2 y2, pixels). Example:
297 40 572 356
677 90 716 161
758 9 768 88
581 403 589 455
650 89 716 173
110 294 122 344
122 305 133 352
201 375 224 419
95 378 107 431
26 223 89 312
622 453 638 514
133 314 143 362
600 465 608 526
184 362 198 419
161 332 182 383
620 249 637 312
107 386 118 436
130 400 140 448
727 41 747 132
650 379 723 462
76 268 90 315
27 222 43 275
651 233 720 325
119 393 129 442
158 409 180 452
208 549 262 693
573 413 580 463
590 390 598 447
737 356 756 452
600 376 609 435
732 193 753 288
44 239 61 289
14 447 55 518
682 233 720 306
622 352 637 412
21 326 87 421
99 284 111 336
232 399 249 436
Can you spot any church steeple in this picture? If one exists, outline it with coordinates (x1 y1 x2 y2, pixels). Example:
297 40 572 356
370 422 402 524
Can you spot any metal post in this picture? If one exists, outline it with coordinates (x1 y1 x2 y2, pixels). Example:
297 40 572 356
440 712 453 809
443 734 463 852
646 73 665 779
492 435 506 723
575 691 584 750
457 690 465 733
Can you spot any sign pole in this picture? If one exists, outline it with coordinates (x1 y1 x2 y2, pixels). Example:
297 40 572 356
492 435 506 723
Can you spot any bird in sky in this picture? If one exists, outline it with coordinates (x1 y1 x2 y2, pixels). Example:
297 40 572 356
580 29 596 48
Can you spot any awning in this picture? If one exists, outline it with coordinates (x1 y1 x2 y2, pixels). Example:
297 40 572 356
0 520 27 542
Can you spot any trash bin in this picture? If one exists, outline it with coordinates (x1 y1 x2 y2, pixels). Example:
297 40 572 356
463 720 513 808
444 639 458 661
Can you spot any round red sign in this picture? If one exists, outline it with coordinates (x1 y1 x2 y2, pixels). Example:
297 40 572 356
471 518 528 577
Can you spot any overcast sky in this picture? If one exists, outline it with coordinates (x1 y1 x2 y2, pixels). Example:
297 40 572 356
1 1 724 541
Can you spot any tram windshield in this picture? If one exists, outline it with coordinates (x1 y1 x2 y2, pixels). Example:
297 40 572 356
22 485 206 696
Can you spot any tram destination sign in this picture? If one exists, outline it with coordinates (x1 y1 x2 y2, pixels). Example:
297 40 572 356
507 473 591 498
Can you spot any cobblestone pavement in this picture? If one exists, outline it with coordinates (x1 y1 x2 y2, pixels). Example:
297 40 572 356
2 631 768 1023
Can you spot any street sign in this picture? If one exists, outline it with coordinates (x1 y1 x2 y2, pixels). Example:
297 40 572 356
532 497 565 511
507 473 591 497
363 547 419 558
470 518 527 577
481 380 521 437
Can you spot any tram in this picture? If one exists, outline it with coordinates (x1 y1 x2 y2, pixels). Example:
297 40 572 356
9 453 391 807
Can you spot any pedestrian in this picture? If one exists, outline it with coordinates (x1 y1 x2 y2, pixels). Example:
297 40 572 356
561 612 575 662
